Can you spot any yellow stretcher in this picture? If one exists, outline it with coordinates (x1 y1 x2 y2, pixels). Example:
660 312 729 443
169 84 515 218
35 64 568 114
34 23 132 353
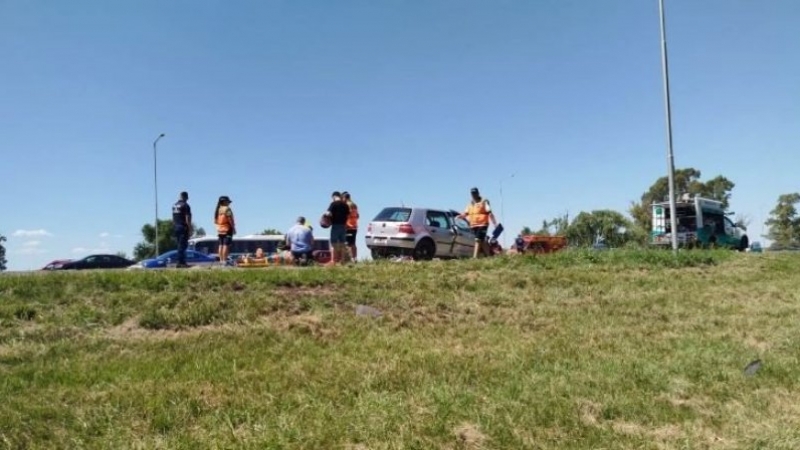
236 252 294 268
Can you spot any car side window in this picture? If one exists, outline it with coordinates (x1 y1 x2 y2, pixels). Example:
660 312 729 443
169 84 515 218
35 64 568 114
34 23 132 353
425 211 449 229
453 217 471 231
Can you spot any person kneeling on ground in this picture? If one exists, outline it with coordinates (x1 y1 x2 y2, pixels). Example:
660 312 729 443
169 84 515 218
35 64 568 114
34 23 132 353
286 216 315 266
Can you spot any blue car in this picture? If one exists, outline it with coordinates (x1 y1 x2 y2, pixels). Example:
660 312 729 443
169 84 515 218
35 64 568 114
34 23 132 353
128 249 219 269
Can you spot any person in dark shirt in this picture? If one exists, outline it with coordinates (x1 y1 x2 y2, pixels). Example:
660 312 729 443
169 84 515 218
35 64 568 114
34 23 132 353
172 191 192 267
324 191 350 264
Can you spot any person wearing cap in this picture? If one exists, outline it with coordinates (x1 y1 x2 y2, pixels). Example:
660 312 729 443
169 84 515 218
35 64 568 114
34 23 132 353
342 191 359 261
171 191 192 268
214 195 236 265
286 216 315 266
323 191 351 264
457 187 497 258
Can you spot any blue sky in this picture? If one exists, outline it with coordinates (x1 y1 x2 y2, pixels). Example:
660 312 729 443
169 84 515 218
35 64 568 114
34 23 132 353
1 0 798 270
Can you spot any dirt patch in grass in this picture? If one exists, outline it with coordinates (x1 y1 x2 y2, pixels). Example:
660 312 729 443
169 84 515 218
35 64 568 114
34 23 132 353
104 316 243 341
453 422 488 449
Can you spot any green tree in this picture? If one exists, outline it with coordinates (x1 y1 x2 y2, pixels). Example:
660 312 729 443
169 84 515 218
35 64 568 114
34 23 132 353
534 221 550 235
132 220 204 260
629 168 735 232
764 193 800 249
541 214 570 236
259 229 282 235
566 210 634 248
0 234 7 272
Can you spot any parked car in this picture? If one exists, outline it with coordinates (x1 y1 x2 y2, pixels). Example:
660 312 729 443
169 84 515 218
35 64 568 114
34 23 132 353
365 206 492 260
54 254 136 270
128 249 219 269
41 259 73 270
748 242 763 253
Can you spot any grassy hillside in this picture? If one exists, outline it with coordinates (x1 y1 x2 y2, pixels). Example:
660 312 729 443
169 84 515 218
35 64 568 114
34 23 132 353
1 250 799 449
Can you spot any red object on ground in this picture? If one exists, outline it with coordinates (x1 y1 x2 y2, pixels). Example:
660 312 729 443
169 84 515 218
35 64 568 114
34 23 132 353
512 235 568 255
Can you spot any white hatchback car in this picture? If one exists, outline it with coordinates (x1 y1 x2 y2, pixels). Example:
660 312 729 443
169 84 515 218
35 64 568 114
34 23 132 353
365 206 484 260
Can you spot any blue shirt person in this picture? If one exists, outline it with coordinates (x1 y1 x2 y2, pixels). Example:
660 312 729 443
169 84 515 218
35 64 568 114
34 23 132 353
286 216 315 265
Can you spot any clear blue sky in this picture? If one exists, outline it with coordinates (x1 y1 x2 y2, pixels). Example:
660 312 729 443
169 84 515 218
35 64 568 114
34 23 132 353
1 0 798 270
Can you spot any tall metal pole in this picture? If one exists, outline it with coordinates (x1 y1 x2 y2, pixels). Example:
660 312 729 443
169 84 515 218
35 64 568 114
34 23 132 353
499 173 515 247
153 133 165 257
658 0 679 254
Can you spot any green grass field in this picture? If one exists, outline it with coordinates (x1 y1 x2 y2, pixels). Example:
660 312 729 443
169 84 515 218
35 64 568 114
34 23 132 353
2 250 799 449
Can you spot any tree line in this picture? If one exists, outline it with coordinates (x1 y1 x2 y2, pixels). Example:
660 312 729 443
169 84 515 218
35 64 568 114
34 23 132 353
519 167 799 251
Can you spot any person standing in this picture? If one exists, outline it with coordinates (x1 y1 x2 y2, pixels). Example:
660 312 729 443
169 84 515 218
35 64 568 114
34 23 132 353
171 191 192 268
324 191 350 264
457 187 497 258
342 191 359 261
286 216 315 265
214 195 236 265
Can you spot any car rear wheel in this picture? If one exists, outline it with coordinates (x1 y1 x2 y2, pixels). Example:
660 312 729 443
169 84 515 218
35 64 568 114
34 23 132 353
412 239 436 261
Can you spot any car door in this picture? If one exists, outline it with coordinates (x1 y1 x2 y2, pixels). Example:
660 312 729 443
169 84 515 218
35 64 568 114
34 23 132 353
424 210 455 258
450 215 476 257
722 216 739 246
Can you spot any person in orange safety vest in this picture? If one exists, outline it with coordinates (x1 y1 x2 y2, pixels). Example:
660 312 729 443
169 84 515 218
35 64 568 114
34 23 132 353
457 187 497 258
342 191 359 261
214 195 236 265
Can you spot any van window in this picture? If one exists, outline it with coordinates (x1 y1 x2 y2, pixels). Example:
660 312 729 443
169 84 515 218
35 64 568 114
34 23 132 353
192 241 216 255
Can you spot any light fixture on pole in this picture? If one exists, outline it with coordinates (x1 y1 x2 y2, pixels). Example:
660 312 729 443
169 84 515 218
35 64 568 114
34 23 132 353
153 133 165 257
499 172 515 247
658 0 679 254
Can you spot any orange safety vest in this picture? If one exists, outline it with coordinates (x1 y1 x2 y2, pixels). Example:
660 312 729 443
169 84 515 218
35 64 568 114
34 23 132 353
465 199 490 227
216 206 235 234
346 201 359 230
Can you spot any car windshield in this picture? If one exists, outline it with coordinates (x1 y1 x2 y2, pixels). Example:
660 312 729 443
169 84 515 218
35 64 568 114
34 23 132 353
373 207 412 222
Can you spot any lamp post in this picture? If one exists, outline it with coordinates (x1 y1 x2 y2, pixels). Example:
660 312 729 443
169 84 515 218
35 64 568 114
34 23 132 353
153 133 165 257
499 172 515 247
658 0 679 254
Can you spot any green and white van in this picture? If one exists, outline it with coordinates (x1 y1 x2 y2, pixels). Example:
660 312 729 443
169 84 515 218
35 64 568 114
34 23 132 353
651 195 748 250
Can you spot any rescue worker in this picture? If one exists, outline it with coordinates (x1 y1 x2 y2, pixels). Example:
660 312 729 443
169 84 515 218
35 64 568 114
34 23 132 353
342 191 359 261
214 195 236 265
171 191 192 268
457 187 497 258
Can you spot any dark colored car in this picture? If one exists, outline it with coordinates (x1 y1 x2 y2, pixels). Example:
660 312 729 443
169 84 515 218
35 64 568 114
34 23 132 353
55 254 136 270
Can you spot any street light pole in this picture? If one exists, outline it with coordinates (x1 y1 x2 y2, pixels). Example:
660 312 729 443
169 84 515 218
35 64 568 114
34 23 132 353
153 133 165 257
499 173 515 247
658 0 679 254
